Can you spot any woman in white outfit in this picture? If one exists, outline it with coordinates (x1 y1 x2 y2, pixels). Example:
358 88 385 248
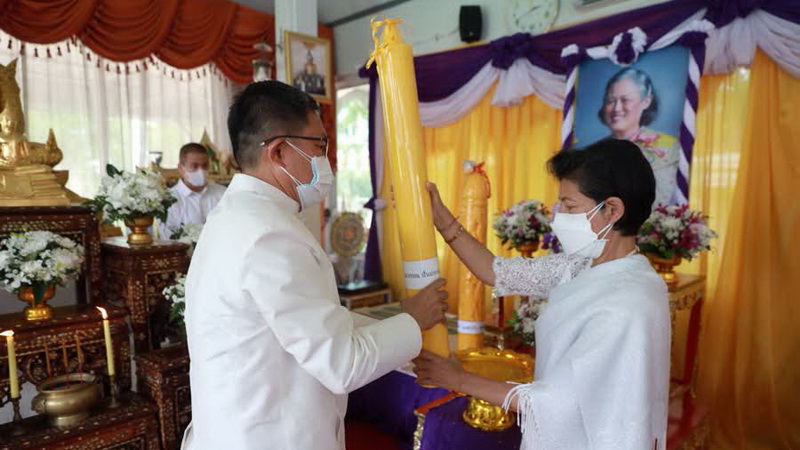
414 139 671 449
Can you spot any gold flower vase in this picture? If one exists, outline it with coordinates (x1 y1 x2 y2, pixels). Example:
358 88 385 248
516 241 539 258
125 217 154 246
17 285 56 321
645 253 682 285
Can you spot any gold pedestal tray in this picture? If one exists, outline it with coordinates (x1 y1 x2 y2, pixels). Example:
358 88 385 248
456 347 533 431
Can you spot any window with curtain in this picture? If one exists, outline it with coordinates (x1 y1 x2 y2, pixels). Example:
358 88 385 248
0 31 237 199
334 84 372 227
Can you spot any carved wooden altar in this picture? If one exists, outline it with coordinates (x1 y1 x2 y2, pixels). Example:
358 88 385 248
667 274 705 397
136 345 191 450
666 274 709 450
101 238 190 353
0 206 103 305
0 303 132 402
0 394 160 449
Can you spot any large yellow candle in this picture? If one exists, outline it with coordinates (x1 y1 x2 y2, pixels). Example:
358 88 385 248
1 330 19 399
367 19 449 356
96 307 116 376
457 162 491 350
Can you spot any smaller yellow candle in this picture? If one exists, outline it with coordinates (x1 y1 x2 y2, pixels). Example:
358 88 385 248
1 330 19 399
96 307 116 376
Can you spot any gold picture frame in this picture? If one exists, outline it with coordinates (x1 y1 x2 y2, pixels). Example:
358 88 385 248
284 31 332 104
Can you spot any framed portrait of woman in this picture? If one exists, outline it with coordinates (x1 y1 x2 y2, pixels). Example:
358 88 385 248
572 46 690 206
284 31 332 104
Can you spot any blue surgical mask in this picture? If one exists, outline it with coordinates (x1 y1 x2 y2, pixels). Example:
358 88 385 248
279 140 334 210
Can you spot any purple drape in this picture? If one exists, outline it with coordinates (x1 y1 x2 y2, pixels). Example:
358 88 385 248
362 71 382 282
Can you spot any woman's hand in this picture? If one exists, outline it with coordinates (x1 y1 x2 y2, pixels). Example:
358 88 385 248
426 182 456 232
413 350 469 391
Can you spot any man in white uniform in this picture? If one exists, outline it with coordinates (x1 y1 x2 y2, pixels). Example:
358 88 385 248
181 81 449 450
160 143 226 239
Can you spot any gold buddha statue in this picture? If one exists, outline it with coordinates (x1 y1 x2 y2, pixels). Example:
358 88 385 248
0 58 71 206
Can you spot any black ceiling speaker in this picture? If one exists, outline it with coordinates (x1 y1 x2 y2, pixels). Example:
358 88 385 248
459 6 482 43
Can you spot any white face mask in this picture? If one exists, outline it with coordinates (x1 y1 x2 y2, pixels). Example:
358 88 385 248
280 140 334 210
183 168 207 188
550 201 614 258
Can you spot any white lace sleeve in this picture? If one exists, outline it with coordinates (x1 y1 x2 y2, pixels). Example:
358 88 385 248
492 253 589 298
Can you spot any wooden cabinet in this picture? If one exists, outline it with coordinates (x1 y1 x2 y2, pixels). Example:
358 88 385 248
0 206 103 305
101 238 189 353
0 394 160 449
0 303 132 397
136 345 191 450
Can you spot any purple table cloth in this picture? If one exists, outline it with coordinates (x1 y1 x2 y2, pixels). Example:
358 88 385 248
419 396 522 450
347 370 522 450
347 370 450 449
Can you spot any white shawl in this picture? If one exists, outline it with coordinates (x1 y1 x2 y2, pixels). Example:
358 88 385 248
495 254 670 450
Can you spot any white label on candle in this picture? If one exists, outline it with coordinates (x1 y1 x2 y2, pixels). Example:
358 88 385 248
457 320 484 334
403 257 440 290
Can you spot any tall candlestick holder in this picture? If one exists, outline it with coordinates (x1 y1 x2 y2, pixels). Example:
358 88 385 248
10 396 25 435
108 374 120 408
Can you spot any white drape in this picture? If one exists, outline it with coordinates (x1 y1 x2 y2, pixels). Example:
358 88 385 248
0 31 237 198
704 10 800 77
405 8 799 129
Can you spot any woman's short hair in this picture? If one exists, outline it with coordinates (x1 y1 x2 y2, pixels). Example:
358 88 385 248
598 68 659 127
548 139 656 236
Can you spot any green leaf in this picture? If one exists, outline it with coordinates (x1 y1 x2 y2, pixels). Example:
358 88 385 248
106 164 120 177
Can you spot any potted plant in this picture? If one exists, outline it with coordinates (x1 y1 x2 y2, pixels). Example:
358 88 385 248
0 231 84 320
162 274 186 341
637 204 717 284
88 164 175 245
170 223 203 257
493 200 552 257
508 297 547 352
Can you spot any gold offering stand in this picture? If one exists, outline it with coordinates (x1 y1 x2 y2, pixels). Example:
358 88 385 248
456 347 533 431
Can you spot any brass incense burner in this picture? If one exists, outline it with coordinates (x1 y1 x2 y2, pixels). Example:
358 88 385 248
32 373 102 427
456 347 533 431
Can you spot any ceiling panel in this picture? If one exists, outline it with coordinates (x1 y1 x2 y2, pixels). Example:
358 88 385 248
231 0 400 25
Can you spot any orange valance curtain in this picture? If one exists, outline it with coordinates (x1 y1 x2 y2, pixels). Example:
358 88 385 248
0 0 337 166
0 0 311 84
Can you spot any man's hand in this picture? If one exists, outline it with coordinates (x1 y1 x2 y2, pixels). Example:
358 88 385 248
401 278 449 331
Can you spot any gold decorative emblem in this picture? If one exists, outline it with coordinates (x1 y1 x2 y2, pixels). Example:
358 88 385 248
330 212 366 258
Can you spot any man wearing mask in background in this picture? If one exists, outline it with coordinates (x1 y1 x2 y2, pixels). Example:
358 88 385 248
180 80 450 450
160 143 226 239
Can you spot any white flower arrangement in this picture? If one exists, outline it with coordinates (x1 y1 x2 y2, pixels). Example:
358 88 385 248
170 223 203 256
493 200 552 250
0 231 85 295
163 274 186 332
637 204 717 260
508 297 547 346
88 164 176 223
